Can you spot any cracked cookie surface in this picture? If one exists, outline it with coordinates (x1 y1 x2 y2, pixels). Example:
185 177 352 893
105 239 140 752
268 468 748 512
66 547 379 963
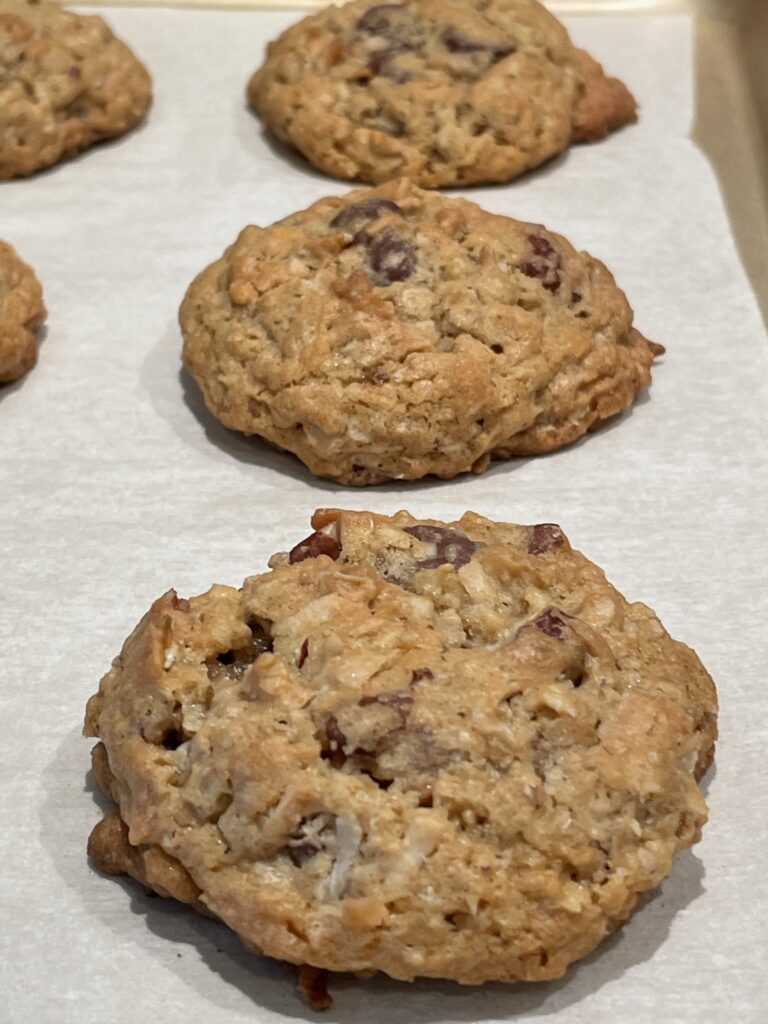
0 239 45 382
181 180 662 485
248 0 636 187
0 0 151 179
85 508 717 989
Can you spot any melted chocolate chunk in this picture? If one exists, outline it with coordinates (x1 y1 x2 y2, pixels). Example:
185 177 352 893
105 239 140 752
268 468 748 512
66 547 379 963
357 4 408 36
535 609 567 640
297 966 332 1012
289 530 342 564
368 47 415 82
404 524 478 569
330 197 403 230
528 523 565 555
410 667 434 684
208 619 273 681
367 227 416 283
442 27 515 58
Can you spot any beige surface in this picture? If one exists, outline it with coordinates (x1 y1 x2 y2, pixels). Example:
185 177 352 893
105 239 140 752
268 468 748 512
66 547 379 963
694 0 768 328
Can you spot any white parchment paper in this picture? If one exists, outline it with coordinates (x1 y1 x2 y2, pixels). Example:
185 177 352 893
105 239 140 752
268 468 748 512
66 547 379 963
1 8 767 1023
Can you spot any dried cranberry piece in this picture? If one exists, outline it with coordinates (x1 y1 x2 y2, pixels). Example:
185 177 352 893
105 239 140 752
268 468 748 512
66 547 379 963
528 523 565 555
368 47 414 82
330 197 403 230
535 609 567 640
170 593 190 612
520 233 562 293
529 234 555 258
405 524 478 569
357 4 407 35
442 27 515 58
367 227 416 283
298 638 309 668
68 65 81 81
289 531 342 563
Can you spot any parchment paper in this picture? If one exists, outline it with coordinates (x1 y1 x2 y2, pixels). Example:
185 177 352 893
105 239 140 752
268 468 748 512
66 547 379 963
1 8 766 1023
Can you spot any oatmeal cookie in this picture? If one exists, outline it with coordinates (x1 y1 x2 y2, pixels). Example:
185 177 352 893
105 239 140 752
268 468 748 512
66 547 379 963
0 0 151 179
248 0 636 187
0 239 45 382
85 508 716 993
180 180 662 485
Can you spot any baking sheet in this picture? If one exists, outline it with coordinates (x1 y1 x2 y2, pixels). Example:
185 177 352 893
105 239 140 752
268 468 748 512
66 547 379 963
1 6 767 1023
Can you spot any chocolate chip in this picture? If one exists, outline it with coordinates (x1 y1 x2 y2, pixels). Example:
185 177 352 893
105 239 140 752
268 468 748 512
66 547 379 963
298 638 309 668
67 65 81 81
321 716 347 769
367 227 416 284
288 842 321 867
330 197 404 230
208 619 273 681
528 523 565 555
410 668 434 684
404 524 478 569
442 27 515 58
368 47 414 82
357 4 407 35
520 234 562 293
570 290 582 306
289 530 342 564
535 609 567 640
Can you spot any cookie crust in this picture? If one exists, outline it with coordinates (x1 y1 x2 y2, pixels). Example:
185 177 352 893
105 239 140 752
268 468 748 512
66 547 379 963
85 509 717 988
0 0 151 179
0 239 45 382
180 180 661 485
249 0 636 187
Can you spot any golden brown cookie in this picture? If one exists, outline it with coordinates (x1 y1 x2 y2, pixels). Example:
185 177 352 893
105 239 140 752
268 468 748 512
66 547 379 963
85 508 717 998
0 0 151 179
248 0 636 187
0 239 45 382
180 180 662 485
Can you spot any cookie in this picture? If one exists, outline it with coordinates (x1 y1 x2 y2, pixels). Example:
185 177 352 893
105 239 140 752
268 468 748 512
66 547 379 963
248 0 636 187
0 239 45 382
85 508 717 997
0 0 151 179
180 180 662 485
